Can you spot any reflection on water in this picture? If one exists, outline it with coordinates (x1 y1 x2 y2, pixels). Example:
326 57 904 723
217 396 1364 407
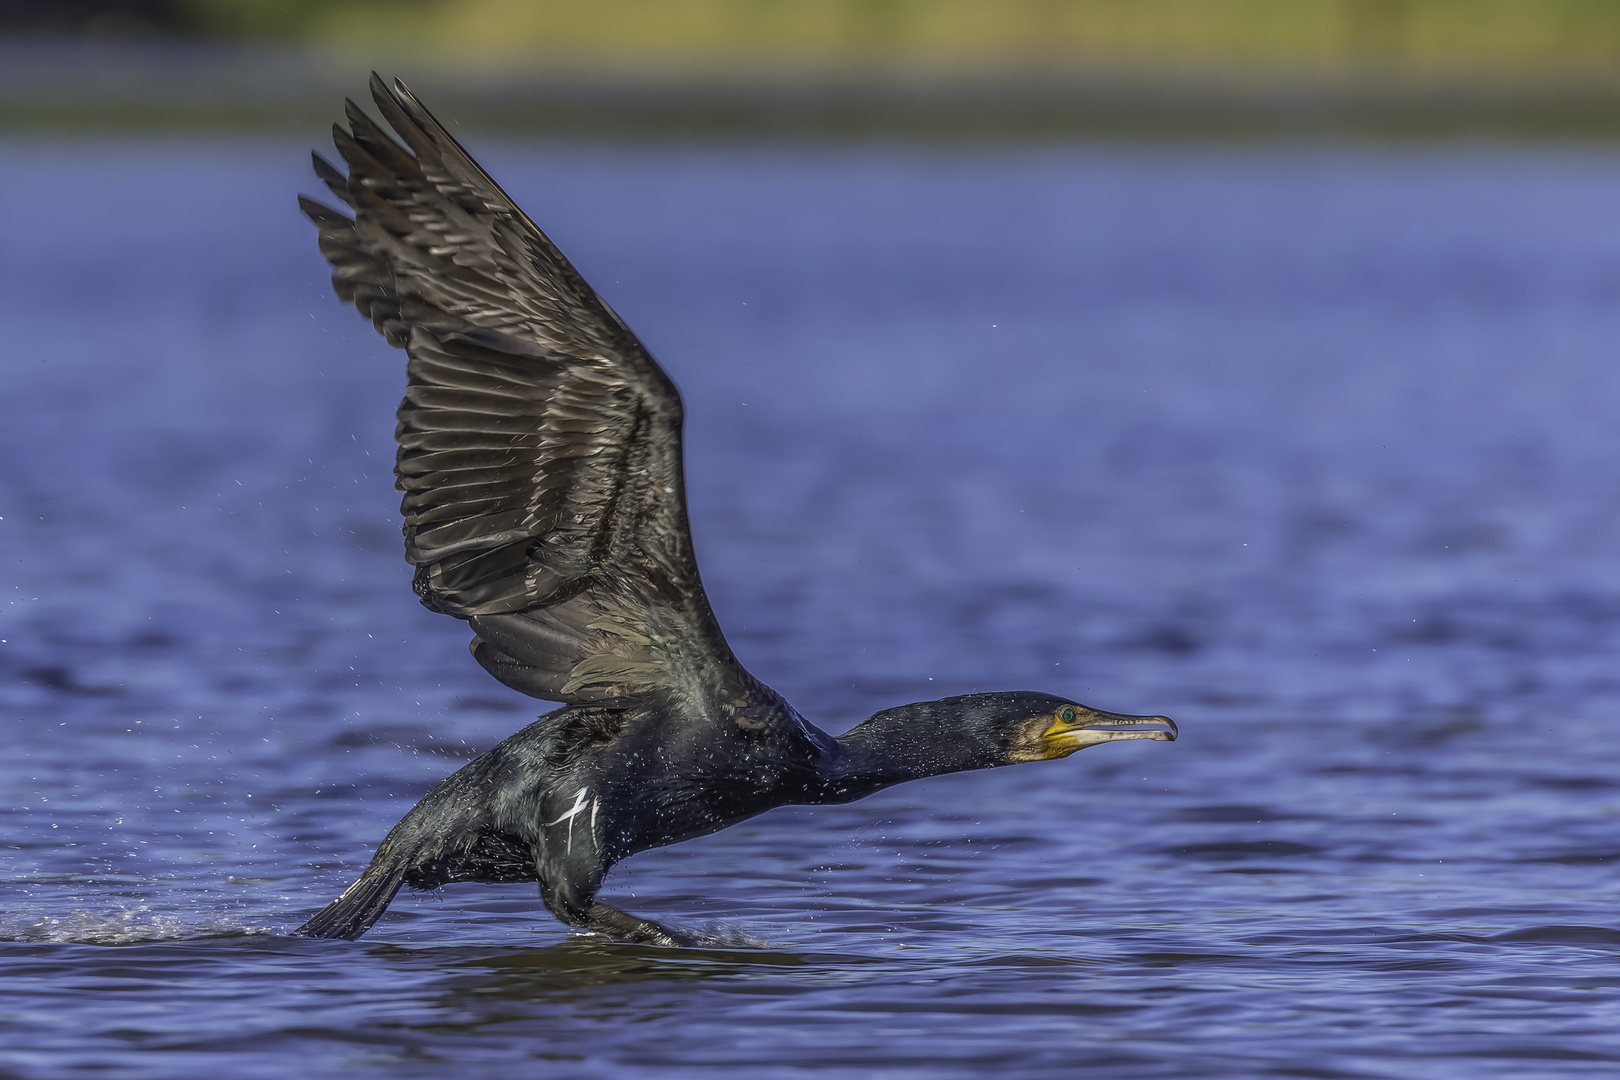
445 939 846 1003
3 139 1620 1077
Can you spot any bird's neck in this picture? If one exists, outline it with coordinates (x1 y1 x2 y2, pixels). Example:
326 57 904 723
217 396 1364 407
816 704 1003 802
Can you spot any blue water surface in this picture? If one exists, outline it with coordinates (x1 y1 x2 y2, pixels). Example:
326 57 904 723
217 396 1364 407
2 136 1620 1078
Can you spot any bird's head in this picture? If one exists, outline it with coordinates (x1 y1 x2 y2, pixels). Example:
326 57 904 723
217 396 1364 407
935 691 1177 765
841 690 1176 782
997 693 1178 762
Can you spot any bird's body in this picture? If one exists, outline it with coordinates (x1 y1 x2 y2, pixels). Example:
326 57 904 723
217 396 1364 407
293 76 1175 944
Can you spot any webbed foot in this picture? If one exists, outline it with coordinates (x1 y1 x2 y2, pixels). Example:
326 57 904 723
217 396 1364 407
585 902 701 947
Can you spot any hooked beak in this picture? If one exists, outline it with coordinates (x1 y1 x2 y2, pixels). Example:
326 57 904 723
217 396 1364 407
1041 708 1177 759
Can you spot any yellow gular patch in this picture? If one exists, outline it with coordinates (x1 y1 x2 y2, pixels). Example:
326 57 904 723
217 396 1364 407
1039 716 1084 760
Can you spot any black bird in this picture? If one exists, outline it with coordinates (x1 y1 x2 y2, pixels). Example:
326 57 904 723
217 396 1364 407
292 75 1177 945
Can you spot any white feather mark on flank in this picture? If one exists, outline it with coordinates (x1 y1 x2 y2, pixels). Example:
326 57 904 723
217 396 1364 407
544 787 591 853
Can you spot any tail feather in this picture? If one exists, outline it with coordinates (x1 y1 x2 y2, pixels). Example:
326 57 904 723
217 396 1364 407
291 866 406 940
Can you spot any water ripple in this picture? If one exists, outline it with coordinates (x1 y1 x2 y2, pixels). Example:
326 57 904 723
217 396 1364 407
4 140 1620 1078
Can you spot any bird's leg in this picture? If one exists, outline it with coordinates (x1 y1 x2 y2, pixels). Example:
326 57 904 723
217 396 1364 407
584 902 701 947
534 838 700 947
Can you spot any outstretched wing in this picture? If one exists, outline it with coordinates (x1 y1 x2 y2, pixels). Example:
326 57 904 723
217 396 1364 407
300 74 737 706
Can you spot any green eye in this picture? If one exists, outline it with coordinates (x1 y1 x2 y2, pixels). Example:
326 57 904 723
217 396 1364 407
1059 706 1076 723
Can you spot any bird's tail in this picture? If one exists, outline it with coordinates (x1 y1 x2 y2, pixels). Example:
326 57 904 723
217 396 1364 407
291 863 406 940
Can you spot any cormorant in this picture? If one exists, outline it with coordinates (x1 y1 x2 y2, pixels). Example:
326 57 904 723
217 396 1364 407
292 75 1177 945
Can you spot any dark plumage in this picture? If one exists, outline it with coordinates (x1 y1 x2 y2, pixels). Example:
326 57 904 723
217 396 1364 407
292 75 1177 945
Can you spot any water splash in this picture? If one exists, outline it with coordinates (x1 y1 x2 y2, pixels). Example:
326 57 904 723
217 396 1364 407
687 922 778 949
0 906 265 945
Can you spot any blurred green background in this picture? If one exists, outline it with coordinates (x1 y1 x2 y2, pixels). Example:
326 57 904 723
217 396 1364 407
10 0 1620 136
189 0 1620 77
